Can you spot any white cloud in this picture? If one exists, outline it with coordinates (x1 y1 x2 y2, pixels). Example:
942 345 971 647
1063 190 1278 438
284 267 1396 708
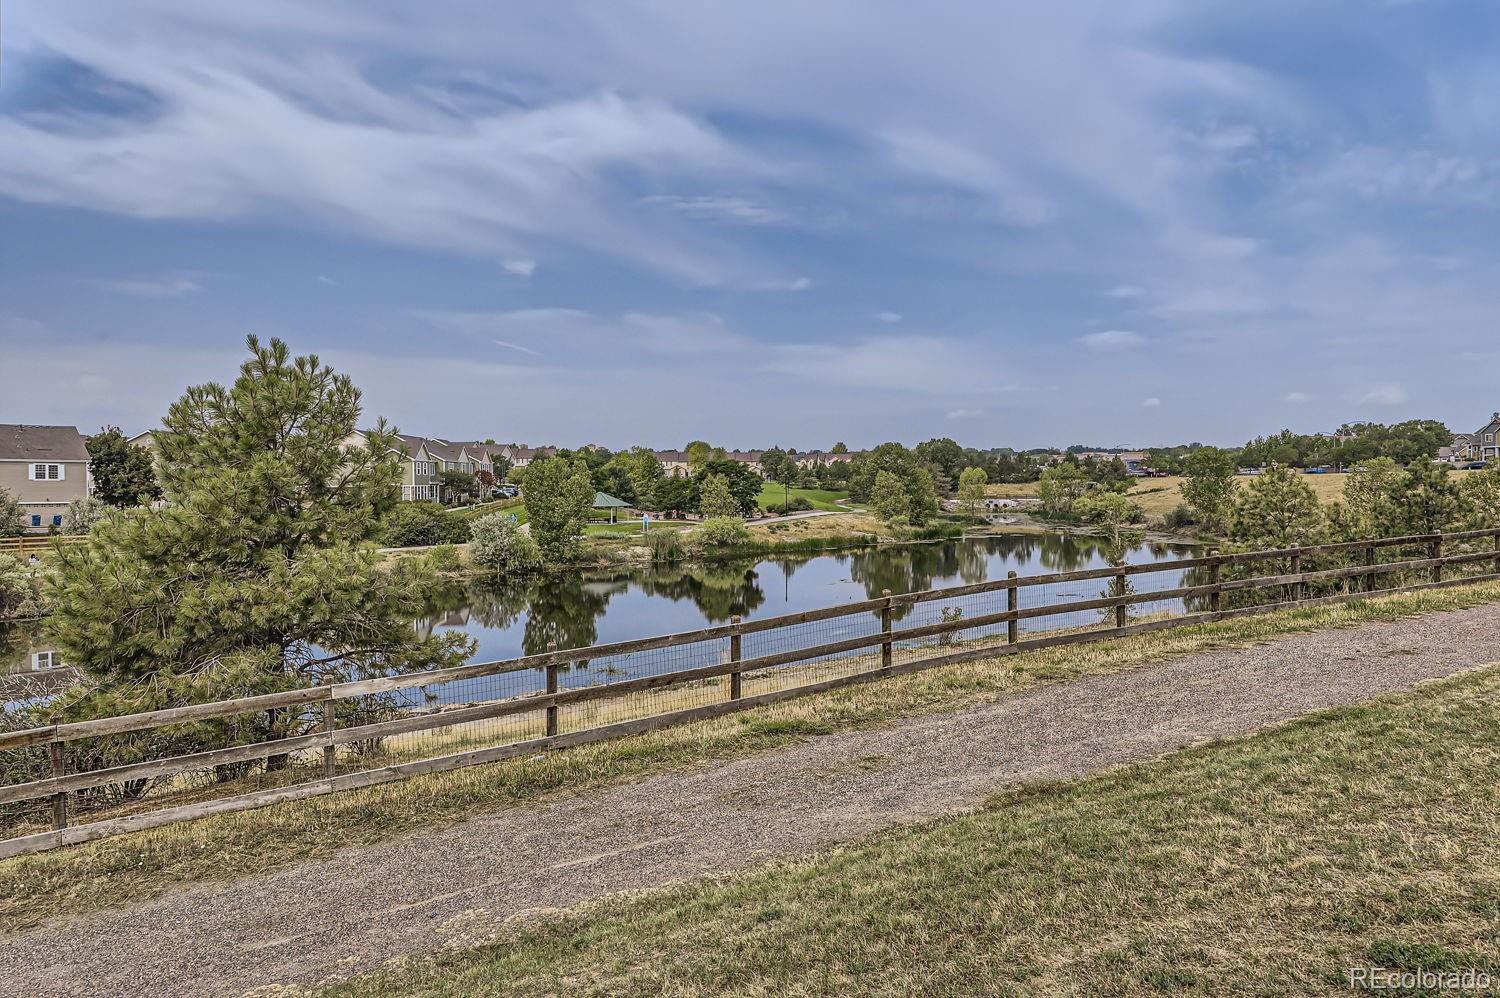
1284 391 1313 403
1355 384 1408 406
946 407 984 419
641 194 785 224
1080 329 1145 352
493 339 542 357
1105 284 1145 299
1141 397 1162 408
501 259 537 279
86 272 203 298
877 311 903 323
316 275 340 287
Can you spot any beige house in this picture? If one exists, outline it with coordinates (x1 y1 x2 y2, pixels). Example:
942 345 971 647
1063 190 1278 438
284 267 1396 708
1476 413 1500 464
0 424 92 533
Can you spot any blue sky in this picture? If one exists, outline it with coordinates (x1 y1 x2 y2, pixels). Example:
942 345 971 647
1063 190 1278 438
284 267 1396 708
2 1 1498 449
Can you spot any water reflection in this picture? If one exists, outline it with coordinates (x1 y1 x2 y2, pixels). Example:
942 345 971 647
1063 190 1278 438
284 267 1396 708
416 532 1201 666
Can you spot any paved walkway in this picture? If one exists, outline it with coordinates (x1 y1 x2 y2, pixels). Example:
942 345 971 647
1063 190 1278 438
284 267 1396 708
5 602 1500 997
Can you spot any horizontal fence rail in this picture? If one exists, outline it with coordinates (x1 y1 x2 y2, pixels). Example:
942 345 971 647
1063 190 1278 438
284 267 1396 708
2 527 1498 857
0 535 88 558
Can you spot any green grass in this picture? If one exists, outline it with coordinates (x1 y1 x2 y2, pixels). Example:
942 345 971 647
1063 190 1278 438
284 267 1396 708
327 662 1500 997
457 498 526 524
756 483 852 512
582 519 694 536
5 581 1499 938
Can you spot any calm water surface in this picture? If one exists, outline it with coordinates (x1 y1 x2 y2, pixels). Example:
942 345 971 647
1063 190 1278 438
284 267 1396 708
3 533 1202 707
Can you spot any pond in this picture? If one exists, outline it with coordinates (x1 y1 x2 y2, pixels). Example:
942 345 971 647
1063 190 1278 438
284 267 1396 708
409 532 1203 704
2 532 1203 710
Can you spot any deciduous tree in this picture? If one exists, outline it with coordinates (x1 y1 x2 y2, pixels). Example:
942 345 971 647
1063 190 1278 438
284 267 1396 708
523 457 596 559
86 426 161 507
1180 447 1237 532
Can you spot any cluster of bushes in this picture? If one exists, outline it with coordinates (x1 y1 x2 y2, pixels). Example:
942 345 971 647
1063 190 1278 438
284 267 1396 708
380 501 471 548
764 496 814 516
0 554 49 620
467 513 541 574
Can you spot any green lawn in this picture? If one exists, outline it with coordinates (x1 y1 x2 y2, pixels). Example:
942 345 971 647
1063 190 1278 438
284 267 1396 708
583 518 695 536
328 664 1500 997
457 498 526 524
756 483 852 512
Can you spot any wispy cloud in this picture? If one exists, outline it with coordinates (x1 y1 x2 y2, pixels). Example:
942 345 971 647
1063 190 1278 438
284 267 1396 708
493 339 543 357
85 272 203 298
877 311 903 323
1141 397 1162 408
1080 329 1145 352
501 259 537 279
641 194 785 224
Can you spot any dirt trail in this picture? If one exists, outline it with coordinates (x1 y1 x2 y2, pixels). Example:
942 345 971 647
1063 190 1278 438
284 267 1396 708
5 603 1499 998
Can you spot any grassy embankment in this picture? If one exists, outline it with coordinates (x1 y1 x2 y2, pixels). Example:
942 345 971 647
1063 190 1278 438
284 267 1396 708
989 471 1477 522
3 580 1499 933
755 483 855 512
326 659 1500 998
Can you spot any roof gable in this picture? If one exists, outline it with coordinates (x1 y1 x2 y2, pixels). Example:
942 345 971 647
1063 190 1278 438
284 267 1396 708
0 424 89 462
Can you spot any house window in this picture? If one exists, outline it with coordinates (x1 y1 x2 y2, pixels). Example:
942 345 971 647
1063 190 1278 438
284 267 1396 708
1487 433 1496 444
28 463 64 481
30 515 41 527
31 651 56 670
52 515 62 527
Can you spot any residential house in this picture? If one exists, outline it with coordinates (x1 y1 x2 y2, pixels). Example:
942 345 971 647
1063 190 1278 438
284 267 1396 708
496 444 555 470
794 450 855 470
394 434 444 501
722 450 765 474
1450 433 1475 462
1476 413 1500 463
655 450 692 478
422 438 503 500
0 424 92 533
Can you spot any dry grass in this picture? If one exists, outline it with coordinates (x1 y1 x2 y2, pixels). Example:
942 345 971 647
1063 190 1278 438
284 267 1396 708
3 581 1499 934
324 661 1500 997
992 471 1478 522
746 511 882 540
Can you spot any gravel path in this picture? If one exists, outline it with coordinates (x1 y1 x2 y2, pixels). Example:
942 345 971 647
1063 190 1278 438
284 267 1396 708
6 602 1500 997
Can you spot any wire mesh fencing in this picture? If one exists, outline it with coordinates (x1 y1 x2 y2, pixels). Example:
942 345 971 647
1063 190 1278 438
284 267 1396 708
4 527 1499 855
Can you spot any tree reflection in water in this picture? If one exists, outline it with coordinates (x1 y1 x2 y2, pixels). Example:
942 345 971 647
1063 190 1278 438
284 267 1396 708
401 534 1205 679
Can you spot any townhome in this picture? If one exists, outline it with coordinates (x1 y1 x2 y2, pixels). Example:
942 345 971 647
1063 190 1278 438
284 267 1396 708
0 424 92 533
794 450 855 470
655 450 692 477
394 434 444 501
1476 413 1500 463
496 444 555 470
722 450 765 474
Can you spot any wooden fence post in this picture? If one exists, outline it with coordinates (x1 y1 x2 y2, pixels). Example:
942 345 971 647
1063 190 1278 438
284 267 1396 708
880 589 893 676
48 740 67 831
1365 544 1377 593
545 642 559 738
1114 573 1127 628
1006 571 1019 645
1430 532 1443 585
728 615 743 701
1289 552 1302 603
1494 531 1500 577
1208 550 1221 613
321 698 337 778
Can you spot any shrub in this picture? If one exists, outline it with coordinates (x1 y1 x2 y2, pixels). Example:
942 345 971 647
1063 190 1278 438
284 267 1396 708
62 496 107 535
692 516 752 550
645 528 686 563
0 554 48 620
381 501 470 548
765 496 814 515
468 513 542 574
1158 503 1196 531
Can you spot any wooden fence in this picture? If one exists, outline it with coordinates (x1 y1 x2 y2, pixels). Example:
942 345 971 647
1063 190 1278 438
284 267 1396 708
0 535 88 558
2 527 1498 859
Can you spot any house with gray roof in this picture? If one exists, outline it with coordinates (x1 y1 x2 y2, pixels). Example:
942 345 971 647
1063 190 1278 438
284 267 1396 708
0 424 92 533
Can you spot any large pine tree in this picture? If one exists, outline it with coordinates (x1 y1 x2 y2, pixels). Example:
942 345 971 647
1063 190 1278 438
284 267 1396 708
44 337 471 749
